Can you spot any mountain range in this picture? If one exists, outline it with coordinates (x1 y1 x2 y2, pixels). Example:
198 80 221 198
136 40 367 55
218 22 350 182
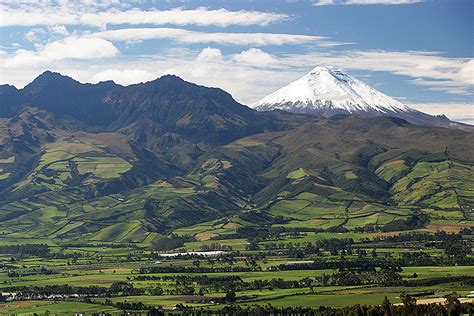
0 70 472 244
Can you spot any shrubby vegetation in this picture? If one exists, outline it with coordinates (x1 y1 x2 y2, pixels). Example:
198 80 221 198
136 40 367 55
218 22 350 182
175 299 474 315
0 244 50 257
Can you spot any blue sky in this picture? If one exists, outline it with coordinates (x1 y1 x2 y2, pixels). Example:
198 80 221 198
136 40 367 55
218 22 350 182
0 0 472 122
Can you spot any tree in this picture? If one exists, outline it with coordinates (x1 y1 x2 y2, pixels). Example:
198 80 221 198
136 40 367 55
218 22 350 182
149 286 163 296
225 290 236 303
381 296 393 316
444 292 460 304
148 307 165 316
109 281 137 295
246 241 260 251
371 248 377 258
357 249 367 258
399 292 416 308
151 235 184 251
444 291 461 315
443 241 471 259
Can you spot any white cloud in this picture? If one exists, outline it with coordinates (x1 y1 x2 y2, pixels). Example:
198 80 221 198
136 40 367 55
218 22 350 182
159 58 298 105
409 78 472 95
313 0 336 5
5 37 118 68
91 27 327 46
81 7 288 28
408 102 474 124
313 0 422 5
196 47 223 63
25 30 37 42
25 28 47 43
49 25 69 35
0 4 288 28
346 0 422 4
90 69 156 85
36 37 118 60
233 48 278 66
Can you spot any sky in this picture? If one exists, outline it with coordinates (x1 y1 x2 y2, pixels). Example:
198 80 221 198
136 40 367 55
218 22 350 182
0 0 473 123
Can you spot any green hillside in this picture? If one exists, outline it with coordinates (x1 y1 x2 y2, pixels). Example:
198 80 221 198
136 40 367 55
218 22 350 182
0 114 472 246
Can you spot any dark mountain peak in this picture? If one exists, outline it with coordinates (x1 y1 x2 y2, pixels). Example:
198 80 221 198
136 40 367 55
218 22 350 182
38 70 56 77
24 70 80 93
134 73 234 103
435 114 450 121
151 74 222 92
0 84 19 92
15 71 115 126
137 74 185 88
94 80 120 90
153 74 203 90
96 79 116 85
34 70 75 82
0 84 26 117
148 74 191 91
157 74 184 82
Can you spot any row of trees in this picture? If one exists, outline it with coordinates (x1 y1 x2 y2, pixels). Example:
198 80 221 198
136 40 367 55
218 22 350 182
174 297 474 316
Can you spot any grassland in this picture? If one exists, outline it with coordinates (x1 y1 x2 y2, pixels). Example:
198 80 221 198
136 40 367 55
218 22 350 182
0 239 472 315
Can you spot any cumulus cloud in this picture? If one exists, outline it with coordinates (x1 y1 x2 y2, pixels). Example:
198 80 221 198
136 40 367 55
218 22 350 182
25 28 47 43
0 4 288 28
233 48 278 66
147 55 300 105
313 0 422 5
49 25 69 35
196 47 223 63
5 37 118 68
91 28 327 46
90 69 156 85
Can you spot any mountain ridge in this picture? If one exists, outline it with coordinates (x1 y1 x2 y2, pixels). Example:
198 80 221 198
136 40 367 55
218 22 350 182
0 70 287 144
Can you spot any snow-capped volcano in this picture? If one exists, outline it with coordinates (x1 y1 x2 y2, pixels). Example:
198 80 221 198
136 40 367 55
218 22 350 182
255 66 414 115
